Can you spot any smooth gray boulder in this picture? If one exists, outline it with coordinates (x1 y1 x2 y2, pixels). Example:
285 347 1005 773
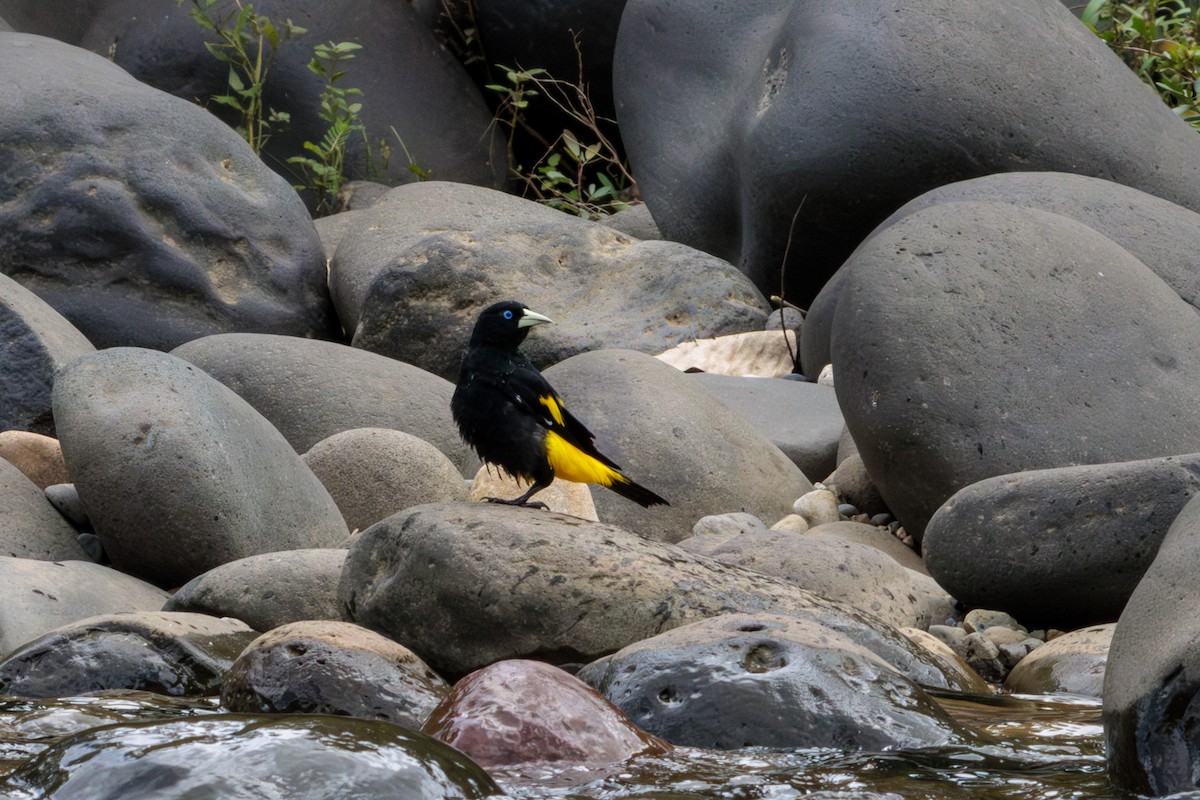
831 201 1200 542
804 172 1200 375
677 526 954 630
52 348 348 587
0 458 84 562
77 0 507 202
164 549 347 632
2 713 502 799
338 502 959 686
925 455 1200 627
0 272 94 437
543 349 811 542
0 558 169 656
302 428 468 533
689 373 843 481
1006 623 1113 697
0 33 337 350
1105 492 1200 795
0 611 257 698
614 0 1200 305
171 333 477 475
222 620 449 727
579 613 984 750
329 181 769 380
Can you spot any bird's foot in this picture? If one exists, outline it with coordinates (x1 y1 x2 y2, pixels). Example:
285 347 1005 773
483 496 548 510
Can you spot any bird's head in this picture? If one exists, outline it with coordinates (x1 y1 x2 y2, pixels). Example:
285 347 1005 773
469 300 554 348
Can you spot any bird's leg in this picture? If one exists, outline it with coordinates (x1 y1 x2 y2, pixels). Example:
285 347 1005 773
483 480 550 510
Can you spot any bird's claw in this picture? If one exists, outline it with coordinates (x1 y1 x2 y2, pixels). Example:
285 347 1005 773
483 496 548 510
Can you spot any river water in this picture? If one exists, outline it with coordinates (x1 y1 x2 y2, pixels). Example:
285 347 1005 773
0 688 1119 798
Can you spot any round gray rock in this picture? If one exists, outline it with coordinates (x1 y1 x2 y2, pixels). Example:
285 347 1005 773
677 526 954 630
1005 623 1113 697
0 33 336 350
0 457 84 562
804 172 1200 375
222 620 449 728
688 373 843 481
171 333 477 475
164 549 348 632
303 428 468 533
338 502 956 686
925 454 1200 627
832 201 1200 541
578 612 983 750
805 521 927 575
330 181 769 379
52 348 348 587
543 349 812 542
0 557 170 657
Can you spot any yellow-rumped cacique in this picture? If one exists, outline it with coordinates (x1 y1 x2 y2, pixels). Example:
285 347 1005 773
452 300 669 508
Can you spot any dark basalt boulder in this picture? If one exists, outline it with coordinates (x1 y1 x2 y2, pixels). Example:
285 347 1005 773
615 0 1200 305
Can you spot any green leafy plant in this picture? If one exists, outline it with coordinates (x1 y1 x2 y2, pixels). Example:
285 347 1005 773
486 49 637 219
180 0 305 153
286 40 372 215
1085 0 1200 130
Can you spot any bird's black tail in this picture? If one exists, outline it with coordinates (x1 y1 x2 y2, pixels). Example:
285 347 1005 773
609 476 669 507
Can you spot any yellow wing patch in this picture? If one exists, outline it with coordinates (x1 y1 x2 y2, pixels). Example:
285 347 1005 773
545 430 629 487
539 394 565 427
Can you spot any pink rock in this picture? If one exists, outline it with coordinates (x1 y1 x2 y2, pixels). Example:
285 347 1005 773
422 659 668 767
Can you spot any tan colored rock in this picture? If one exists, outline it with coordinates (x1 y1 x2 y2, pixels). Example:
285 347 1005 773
469 466 598 521
0 431 69 489
656 329 797 377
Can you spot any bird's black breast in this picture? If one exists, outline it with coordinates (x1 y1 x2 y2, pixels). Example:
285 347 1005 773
452 347 552 484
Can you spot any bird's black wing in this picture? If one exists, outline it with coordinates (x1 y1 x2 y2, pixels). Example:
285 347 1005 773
502 360 624 471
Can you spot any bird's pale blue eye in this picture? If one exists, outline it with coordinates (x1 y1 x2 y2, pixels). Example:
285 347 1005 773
503 310 514 319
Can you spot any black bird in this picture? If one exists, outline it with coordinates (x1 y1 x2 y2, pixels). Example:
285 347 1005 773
452 300 669 508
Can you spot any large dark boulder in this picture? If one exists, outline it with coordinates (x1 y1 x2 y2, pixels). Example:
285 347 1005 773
803 172 1200 375
1105 493 1200 795
831 201 1200 541
73 0 506 198
614 0 1200 304
924 455 1200 628
426 0 627 170
52 348 348 587
0 32 337 350
0 272 93 437
2 713 501 800
329 181 768 380
0 611 257 698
